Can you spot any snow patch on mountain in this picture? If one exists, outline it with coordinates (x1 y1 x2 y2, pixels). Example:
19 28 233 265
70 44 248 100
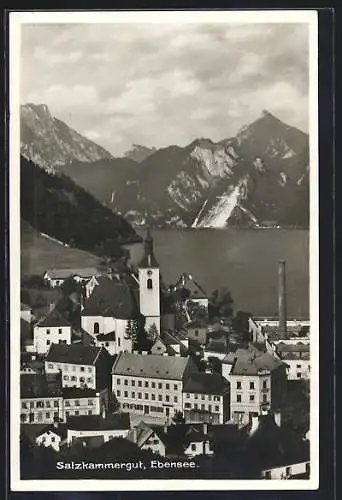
279 172 288 186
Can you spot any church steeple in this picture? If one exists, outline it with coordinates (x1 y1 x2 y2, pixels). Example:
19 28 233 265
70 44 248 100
139 228 159 268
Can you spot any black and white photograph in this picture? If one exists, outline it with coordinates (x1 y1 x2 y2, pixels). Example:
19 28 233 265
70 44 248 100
9 9 319 491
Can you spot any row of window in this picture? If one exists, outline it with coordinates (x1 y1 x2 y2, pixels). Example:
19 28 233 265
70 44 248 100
185 393 220 401
235 393 269 403
44 339 68 346
63 375 93 383
65 410 93 417
236 380 268 390
47 364 93 373
39 328 68 334
117 390 178 403
116 378 179 391
122 403 164 413
184 402 220 412
21 411 59 422
64 399 94 406
21 400 60 409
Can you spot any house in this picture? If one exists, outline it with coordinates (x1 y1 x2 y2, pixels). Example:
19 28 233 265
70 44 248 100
224 348 287 426
275 341 310 380
35 420 68 452
203 338 231 362
182 372 230 424
184 320 209 345
20 356 44 375
175 273 209 312
112 352 197 421
66 413 131 444
245 410 310 479
20 373 63 424
94 332 117 356
62 387 109 420
44 267 99 288
45 343 112 391
81 275 137 354
33 306 71 354
128 421 167 457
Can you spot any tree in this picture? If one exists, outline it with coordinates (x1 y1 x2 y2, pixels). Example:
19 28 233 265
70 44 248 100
208 287 234 320
148 323 159 342
207 356 222 375
172 411 186 425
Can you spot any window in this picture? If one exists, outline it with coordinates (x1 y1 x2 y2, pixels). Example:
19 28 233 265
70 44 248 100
237 395 242 402
132 392 135 398
138 381 142 387
75 400 80 406
250 394 255 401
75 410 79 416
147 278 153 290
263 394 268 402
46 401 51 408
174 384 178 390
194 394 198 400
201 404 205 410
58 339 63 344
263 380 267 389
165 395 169 402
117 378 121 385
65 401 70 407
145 381 149 388
265 470 271 479
80 367 85 372
194 403 198 410
296 364 302 369
87 378 93 383
237 381 242 389
30 402 34 408
58 328 62 334
124 391 128 398
48 363 53 369
54 401 59 407
124 379 128 385
117 390 121 397
185 403 191 409
297 373 302 378
131 380 135 386
46 329 50 335
186 393 190 399
191 444 197 451
21 402 27 409
47 340 51 345
250 382 255 389
94 322 100 334
118 338 121 347
71 376 76 381
46 412 50 418
53 411 59 418
208 395 212 401
145 393 149 400
63 375 69 381
215 406 219 412
88 410 92 415
151 394 155 400
80 377 85 383
152 382 155 388
138 393 142 399
88 400 93 405
158 383 162 389
166 383 170 390
105 342 109 347
20 414 27 422
158 395 162 401
201 394 205 400
51 437 55 443
37 412 43 421
208 405 212 412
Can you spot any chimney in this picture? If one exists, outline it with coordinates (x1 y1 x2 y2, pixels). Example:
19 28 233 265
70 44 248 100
278 260 287 336
249 415 260 436
274 411 282 427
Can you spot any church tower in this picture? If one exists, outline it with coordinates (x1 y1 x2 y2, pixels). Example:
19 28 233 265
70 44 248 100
138 229 160 335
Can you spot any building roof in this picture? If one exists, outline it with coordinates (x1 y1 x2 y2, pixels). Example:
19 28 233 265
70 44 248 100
276 342 310 353
35 307 71 328
183 372 230 395
230 351 284 376
138 229 159 268
20 358 44 374
45 267 99 280
21 373 62 399
62 387 101 399
96 331 116 342
66 413 130 431
112 352 192 380
82 277 138 319
36 423 68 440
129 421 155 448
45 343 104 366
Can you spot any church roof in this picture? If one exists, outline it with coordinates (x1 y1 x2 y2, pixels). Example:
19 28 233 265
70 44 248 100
138 229 159 268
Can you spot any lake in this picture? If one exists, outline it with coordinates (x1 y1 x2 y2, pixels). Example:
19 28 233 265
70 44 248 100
124 228 309 318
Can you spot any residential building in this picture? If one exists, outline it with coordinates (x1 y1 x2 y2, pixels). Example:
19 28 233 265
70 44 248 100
45 343 112 391
226 349 287 426
138 229 161 335
33 307 71 354
182 372 230 424
62 387 109 420
175 273 209 311
35 421 68 452
112 352 197 420
66 414 131 444
44 267 99 288
184 320 209 345
94 332 117 356
20 373 63 424
275 341 310 380
128 421 167 457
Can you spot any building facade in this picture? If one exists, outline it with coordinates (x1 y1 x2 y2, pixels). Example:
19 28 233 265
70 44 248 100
33 308 71 355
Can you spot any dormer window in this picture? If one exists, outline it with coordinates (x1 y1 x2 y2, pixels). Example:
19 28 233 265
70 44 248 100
147 278 153 290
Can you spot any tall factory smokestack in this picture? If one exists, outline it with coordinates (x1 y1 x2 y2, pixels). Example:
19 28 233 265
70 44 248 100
278 260 287 335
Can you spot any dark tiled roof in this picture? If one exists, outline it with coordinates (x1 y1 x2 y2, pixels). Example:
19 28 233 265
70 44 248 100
20 373 62 398
82 278 138 319
35 307 71 328
231 351 284 375
66 413 130 431
184 372 230 395
45 343 104 365
36 423 68 440
96 331 116 342
112 352 192 380
72 435 105 448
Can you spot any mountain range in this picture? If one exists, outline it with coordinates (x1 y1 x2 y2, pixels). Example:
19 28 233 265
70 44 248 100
20 104 310 229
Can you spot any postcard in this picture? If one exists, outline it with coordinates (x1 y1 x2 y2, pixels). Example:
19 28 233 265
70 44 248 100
9 9 319 491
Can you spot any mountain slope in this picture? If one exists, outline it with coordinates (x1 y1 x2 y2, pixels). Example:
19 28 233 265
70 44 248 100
21 103 113 171
20 156 140 260
123 144 157 163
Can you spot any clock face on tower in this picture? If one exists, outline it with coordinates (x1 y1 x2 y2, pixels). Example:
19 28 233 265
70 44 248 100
147 270 153 276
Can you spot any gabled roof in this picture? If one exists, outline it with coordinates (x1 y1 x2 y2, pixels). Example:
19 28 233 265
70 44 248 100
45 343 104 366
96 331 116 342
36 423 68 440
130 421 155 447
230 351 284 376
183 372 230 395
82 277 138 319
44 267 99 280
112 352 192 380
21 373 62 398
35 307 71 328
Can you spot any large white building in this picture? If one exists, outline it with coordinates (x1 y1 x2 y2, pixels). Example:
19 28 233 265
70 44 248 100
20 373 64 424
112 352 196 421
33 307 71 354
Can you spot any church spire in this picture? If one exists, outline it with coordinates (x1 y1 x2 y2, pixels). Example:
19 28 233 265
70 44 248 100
139 228 159 268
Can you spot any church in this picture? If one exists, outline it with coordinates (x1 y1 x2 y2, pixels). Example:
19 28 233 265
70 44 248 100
80 229 163 354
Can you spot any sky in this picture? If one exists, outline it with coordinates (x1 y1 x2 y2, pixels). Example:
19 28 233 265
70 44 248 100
20 22 309 156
